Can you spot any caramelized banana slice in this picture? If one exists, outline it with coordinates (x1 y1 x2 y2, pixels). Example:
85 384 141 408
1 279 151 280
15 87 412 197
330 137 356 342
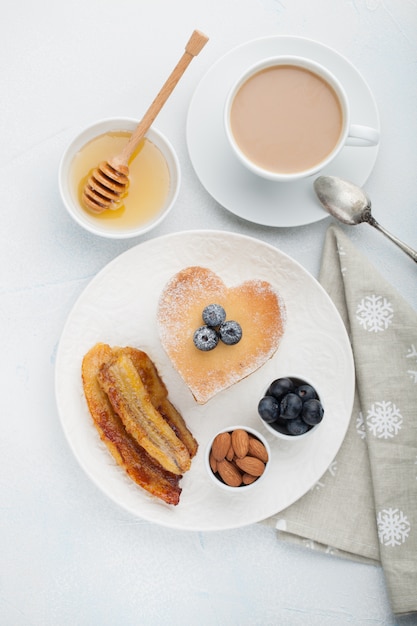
119 347 167 406
81 343 182 505
98 352 191 475
158 398 199 459
119 347 198 458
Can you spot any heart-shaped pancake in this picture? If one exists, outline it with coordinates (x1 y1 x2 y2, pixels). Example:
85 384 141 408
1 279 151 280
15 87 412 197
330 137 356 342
157 266 285 404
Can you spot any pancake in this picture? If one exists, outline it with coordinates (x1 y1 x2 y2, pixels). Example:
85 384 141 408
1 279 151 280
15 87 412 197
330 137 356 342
157 266 285 404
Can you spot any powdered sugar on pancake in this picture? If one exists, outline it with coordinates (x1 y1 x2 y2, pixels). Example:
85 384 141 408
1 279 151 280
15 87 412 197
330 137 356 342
157 266 285 404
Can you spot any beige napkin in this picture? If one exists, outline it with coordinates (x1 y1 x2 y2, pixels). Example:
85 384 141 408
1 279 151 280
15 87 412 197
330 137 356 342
264 225 417 617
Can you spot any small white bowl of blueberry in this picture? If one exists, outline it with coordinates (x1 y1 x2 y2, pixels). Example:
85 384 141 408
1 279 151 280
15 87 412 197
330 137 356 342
258 376 324 440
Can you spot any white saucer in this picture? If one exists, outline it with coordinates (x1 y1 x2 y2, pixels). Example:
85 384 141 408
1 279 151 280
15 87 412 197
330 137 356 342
186 36 380 228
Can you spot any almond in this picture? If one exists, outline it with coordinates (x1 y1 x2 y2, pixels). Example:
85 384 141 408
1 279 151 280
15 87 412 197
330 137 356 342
248 437 269 463
226 443 235 462
231 429 249 458
217 459 243 487
211 432 231 462
235 456 265 477
209 452 218 473
242 472 258 485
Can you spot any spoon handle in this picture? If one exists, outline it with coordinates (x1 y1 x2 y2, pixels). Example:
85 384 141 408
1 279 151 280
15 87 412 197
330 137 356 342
368 217 417 263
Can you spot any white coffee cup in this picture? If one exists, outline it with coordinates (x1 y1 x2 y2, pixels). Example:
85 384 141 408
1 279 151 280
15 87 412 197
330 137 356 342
224 56 380 182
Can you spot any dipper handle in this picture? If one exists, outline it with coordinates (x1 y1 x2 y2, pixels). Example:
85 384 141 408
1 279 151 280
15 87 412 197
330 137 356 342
115 30 209 167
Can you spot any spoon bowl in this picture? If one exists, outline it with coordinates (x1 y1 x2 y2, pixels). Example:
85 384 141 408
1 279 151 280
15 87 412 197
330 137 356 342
314 176 417 263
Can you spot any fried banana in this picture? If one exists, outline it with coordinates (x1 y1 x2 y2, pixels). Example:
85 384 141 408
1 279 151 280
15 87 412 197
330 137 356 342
118 347 167 406
81 343 182 505
158 398 198 459
97 352 191 475
118 347 198 458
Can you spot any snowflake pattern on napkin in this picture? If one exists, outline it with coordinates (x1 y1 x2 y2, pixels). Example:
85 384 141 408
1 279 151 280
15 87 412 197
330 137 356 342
356 294 394 332
366 400 403 439
406 344 417 383
377 508 411 547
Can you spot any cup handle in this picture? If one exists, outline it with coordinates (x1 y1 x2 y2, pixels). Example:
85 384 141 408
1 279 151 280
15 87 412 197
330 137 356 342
346 124 380 147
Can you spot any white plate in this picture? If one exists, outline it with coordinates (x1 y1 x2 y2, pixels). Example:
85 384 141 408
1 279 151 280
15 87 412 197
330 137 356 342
55 230 354 531
186 36 380 227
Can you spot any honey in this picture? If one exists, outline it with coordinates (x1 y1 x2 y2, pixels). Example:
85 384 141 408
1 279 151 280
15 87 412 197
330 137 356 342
71 131 171 230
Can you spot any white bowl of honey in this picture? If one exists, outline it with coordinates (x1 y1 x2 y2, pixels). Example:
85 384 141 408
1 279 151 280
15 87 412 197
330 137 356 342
59 118 181 238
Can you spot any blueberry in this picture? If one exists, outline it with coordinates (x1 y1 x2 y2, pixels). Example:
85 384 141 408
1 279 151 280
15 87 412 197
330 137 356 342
302 399 324 425
270 416 290 434
258 395 280 423
296 384 317 402
219 320 242 345
280 393 302 419
267 377 295 400
286 417 310 436
193 325 219 351
202 304 226 327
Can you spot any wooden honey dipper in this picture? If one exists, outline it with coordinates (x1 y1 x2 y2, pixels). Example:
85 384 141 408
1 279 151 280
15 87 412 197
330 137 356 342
82 30 209 213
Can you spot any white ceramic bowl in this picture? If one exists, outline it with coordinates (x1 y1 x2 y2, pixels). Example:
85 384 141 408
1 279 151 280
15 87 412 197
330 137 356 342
205 425 271 493
58 117 180 239
258 376 324 441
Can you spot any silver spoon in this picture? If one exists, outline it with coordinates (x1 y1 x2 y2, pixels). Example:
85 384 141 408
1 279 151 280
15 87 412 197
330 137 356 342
314 176 417 263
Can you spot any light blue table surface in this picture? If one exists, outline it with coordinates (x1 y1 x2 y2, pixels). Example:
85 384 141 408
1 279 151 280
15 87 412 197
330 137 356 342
1 1 416 624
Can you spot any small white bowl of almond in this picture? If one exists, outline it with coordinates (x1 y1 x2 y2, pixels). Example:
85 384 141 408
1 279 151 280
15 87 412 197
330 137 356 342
205 426 270 492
